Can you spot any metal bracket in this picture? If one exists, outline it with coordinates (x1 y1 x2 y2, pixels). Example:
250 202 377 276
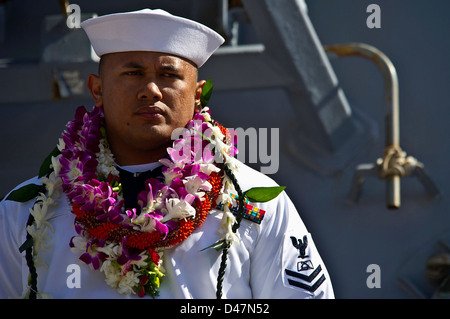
325 43 439 209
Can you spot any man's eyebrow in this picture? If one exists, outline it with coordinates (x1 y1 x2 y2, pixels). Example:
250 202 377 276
159 63 181 72
119 61 181 72
120 61 145 69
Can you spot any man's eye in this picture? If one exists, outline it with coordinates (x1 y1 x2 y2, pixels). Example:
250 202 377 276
161 73 178 78
125 70 142 76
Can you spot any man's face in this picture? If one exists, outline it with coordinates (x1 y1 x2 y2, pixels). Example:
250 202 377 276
88 51 204 165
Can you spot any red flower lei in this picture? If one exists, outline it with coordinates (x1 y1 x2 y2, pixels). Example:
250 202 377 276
71 170 223 251
59 105 236 297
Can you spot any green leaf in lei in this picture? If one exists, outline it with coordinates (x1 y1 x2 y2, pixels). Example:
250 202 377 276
200 78 213 107
38 146 60 178
5 184 46 202
200 239 228 252
6 146 59 202
243 186 286 203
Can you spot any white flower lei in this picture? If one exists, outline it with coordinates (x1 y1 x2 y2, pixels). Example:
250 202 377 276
16 105 241 298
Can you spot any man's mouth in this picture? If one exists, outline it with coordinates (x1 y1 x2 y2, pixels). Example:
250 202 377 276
134 105 164 120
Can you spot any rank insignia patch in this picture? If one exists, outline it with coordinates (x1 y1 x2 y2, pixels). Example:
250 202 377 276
297 260 314 272
290 235 308 258
283 233 327 294
285 265 326 292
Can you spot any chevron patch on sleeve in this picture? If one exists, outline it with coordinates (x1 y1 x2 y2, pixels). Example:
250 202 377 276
282 233 327 294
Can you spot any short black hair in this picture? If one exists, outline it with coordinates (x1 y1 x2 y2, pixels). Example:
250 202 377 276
98 56 105 76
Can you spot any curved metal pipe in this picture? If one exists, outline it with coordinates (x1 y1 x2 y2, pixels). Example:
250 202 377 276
324 43 400 208
324 43 399 148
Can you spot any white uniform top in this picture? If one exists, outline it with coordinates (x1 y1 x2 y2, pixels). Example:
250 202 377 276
0 161 334 299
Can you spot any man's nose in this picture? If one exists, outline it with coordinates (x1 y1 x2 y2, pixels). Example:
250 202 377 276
138 81 163 101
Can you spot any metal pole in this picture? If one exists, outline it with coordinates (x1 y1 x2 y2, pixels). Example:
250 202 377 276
324 43 401 208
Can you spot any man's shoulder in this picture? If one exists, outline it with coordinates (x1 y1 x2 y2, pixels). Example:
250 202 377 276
1 176 41 203
0 177 41 244
0 176 42 219
233 160 279 191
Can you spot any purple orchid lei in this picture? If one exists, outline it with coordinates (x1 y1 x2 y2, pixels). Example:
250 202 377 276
11 77 285 299
11 101 287 299
52 105 240 297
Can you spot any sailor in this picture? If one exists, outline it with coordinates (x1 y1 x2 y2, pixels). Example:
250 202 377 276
0 9 334 299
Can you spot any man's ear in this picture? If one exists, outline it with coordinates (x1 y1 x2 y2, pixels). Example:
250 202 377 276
194 80 206 112
87 74 103 107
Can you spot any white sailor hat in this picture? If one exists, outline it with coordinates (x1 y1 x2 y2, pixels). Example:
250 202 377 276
81 8 225 67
